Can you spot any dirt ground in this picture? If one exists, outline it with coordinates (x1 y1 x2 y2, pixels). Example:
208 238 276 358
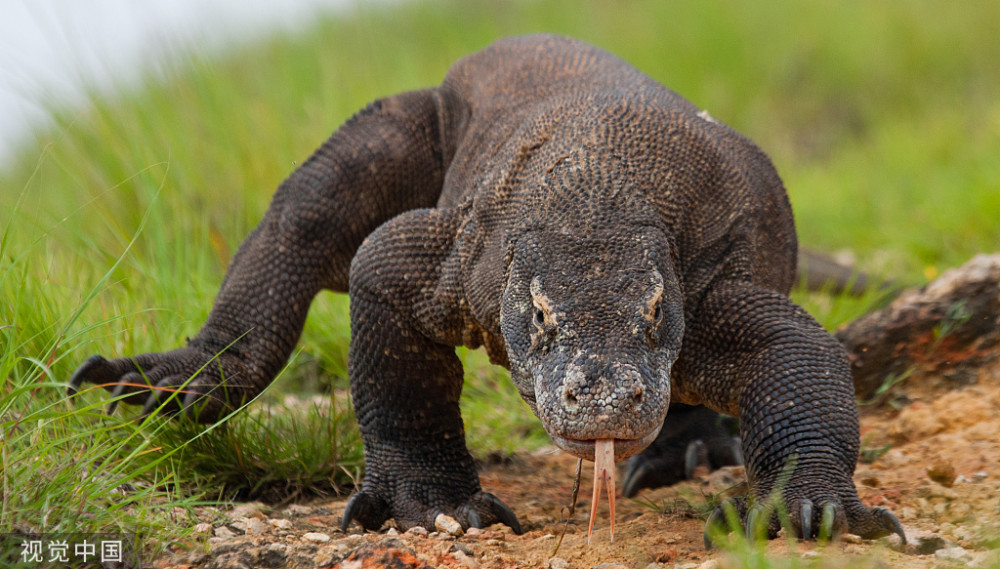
158 356 1000 569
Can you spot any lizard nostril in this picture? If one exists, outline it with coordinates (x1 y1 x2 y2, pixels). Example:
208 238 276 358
632 385 644 404
564 388 578 405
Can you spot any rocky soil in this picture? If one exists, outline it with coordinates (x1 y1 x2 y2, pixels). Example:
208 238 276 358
150 348 1000 569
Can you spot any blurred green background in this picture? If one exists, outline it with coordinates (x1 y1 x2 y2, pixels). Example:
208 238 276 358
1 0 998 541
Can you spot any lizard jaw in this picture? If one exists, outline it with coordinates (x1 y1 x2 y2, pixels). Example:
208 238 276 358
549 427 660 461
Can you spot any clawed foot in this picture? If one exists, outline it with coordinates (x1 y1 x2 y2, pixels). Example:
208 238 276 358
703 495 906 548
622 404 742 498
67 348 253 422
341 489 522 535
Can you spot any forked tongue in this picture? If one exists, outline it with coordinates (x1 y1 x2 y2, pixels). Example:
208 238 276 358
587 438 616 544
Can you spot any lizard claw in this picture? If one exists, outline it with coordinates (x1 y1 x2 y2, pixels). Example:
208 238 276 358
798 499 814 538
745 504 764 542
622 457 655 498
459 504 483 530
870 507 906 544
683 439 709 479
703 497 746 550
476 492 523 534
341 491 391 533
819 502 836 540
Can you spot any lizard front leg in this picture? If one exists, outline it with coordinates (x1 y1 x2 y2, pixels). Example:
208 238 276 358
340 208 521 534
69 89 454 421
679 282 904 545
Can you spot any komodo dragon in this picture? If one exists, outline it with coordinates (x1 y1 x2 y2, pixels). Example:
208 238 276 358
69 34 905 544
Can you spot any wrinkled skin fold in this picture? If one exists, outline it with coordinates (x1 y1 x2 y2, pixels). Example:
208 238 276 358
69 34 904 543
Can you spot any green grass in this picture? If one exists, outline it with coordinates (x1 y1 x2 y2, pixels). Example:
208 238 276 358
2 0 999 559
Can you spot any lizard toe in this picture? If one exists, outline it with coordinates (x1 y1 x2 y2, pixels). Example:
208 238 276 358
341 491 391 533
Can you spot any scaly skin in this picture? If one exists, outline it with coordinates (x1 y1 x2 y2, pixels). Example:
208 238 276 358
70 34 903 543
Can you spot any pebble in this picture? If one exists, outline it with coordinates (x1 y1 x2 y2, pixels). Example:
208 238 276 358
935 547 973 563
213 526 237 539
230 502 266 519
672 564 698 569
244 517 268 536
466 527 484 537
285 504 313 516
973 471 988 481
268 518 293 530
452 543 475 556
386 528 400 536
193 523 213 534
800 551 822 559
302 532 331 543
697 560 720 569
453 549 480 569
593 563 628 569
540 533 556 540
549 558 570 569
887 529 953 554
435 513 464 537
840 534 863 544
406 526 429 537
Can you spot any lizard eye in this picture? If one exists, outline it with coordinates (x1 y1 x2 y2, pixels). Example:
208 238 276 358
533 307 546 328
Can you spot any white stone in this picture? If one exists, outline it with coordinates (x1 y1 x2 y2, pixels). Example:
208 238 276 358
935 547 973 563
549 558 570 569
302 532 331 543
435 513 464 537
268 518 293 530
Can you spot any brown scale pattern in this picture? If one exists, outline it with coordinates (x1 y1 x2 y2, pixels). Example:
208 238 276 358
69 34 902 542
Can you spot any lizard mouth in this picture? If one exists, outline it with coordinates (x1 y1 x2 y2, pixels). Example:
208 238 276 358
550 428 659 461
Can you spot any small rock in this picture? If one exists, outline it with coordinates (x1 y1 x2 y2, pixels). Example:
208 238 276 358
800 551 821 559
230 502 266 519
840 534 863 544
927 463 958 488
549 558 570 569
973 471 988 481
453 549 480 569
452 543 475 556
673 564 698 569
268 518 293 530
593 563 628 569
935 547 973 563
645 563 666 569
303 532 331 543
540 533 556 540
917 484 959 500
284 504 313 517
193 523 213 534
697 560 720 569
466 527 484 537
428 532 440 538
889 528 953 554
243 517 268 536
406 526 429 537
435 513 464 537
213 526 237 539
207 537 228 549
386 528 400 536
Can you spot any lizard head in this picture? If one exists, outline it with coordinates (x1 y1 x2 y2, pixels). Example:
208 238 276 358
499 227 683 462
